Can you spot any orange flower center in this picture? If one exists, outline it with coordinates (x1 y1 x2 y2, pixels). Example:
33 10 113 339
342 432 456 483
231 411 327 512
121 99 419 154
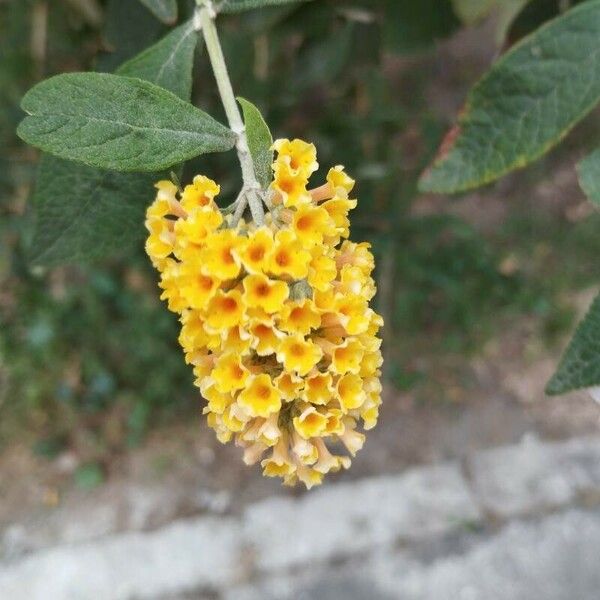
198 275 213 291
256 283 270 297
249 245 265 262
221 246 235 265
279 179 294 194
296 216 312 231
276 251 290 267
221 298 238 312
290 343 305 357
256 384 271 399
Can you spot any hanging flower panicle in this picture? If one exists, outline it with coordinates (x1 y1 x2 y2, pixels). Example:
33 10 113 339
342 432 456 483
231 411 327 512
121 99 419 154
145 139 383 489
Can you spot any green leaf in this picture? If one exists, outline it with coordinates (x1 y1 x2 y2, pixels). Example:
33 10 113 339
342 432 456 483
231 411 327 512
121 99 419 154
217 0 311 14
577 148 600 207
138 0 177 24
237 97 273 189
28 22 201 267
547 291 600 395
384 0 460 54
18 72 235 172
419 0 600 194
29 155 157 266
116 21 198 101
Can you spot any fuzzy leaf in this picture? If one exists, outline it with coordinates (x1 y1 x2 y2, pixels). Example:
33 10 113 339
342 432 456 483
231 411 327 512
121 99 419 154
28 25 201 266
29 156 157 266
217 0 311 13
420 0 600 193
18 72 235 172
238 97 273 189
138 0 177 24
547 292 600 395
116 21 198 101
577 148 600 207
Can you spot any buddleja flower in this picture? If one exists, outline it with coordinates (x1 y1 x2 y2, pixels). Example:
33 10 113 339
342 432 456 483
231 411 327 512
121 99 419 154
145 139 383 489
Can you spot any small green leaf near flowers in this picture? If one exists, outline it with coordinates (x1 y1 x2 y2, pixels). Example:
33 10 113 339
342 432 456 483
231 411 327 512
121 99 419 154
18 73 235 172
237 97 273 189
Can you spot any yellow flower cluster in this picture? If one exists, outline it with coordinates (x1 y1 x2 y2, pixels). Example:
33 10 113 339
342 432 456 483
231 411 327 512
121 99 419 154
145 139 383 488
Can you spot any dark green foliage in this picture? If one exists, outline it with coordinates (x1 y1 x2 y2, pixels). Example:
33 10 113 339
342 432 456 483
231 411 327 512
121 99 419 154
28 21 202 267
383 0 460 53
97 0 167 72
29 157 158 266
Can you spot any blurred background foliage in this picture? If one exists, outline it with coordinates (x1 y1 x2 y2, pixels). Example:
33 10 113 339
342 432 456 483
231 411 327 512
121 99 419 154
1 0 599 475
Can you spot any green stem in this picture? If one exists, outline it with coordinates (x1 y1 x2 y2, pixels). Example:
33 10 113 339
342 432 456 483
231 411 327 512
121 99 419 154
196 1 264 225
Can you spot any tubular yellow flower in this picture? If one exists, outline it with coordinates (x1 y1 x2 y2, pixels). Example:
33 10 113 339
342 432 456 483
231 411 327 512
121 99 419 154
174 206 223 255
293 405 328 440
238 374 282 418
326 165 355 197
292 204 334 248
331 337 364 375
242 273 289 314
337 373 366 410
201 229 245 280
145 138 383 490
277 298 321 335
277 334 323 376
274 370 304 401
303 371 334 405
181 175 220 212
210 351 250 393
240 227 274 274
269 229 311 279
179 263 219 310
307 251 337 292
272 138 318 179
271 163 312 208
205 289 245 331
145 218 175 262
249 318 284 356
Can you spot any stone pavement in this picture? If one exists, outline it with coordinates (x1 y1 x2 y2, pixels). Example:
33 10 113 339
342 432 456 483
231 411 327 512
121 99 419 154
1 435 599 600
